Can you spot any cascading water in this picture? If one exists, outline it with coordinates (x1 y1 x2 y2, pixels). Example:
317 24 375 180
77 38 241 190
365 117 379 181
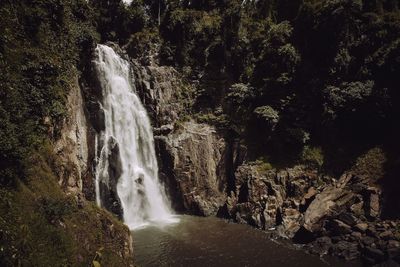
93 44 175 229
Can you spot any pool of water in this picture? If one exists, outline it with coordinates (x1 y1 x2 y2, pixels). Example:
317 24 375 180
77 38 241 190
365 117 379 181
132 215 358 267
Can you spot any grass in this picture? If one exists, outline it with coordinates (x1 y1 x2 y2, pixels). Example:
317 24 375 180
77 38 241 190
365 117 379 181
0 150 133 267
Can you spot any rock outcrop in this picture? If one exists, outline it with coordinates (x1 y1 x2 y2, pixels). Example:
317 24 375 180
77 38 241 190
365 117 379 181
157 121 227 216
54 78 89 195
218 162 399 264
223 164 320 237
53 72 134 265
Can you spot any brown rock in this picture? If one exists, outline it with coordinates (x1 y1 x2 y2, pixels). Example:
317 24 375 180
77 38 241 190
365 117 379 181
380 231 393 240
160 121 227 216
366 187 381 218
354 223 369 233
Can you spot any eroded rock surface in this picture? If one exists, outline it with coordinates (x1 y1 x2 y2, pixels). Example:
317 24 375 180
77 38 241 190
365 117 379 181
54 78 89 195
157 121 227 216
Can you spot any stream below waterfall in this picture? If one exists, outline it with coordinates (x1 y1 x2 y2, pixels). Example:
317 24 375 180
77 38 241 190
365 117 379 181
133 215 361 267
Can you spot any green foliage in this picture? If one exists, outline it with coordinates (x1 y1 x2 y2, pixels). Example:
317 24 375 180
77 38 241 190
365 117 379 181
0 151 132 266
351 147 386 181
125 29 159 58
0 0 99 186
301 146 324 169
253 106 280 127
91 0 146 43
249 156 274 175
195 109 230 129
323 80 374 118
160 8 222 66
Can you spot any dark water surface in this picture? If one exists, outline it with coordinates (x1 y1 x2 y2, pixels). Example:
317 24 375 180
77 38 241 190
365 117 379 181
133 215 359 267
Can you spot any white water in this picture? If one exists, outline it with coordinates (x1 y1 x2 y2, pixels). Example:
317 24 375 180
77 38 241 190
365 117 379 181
93 44 175 229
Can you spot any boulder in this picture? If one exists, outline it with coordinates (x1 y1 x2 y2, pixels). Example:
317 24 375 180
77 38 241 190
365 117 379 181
303 173 355 232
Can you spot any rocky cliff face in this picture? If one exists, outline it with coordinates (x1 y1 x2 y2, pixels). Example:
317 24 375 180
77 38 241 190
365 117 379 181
53 71 134 266
54 78 89 195
157 121 227 216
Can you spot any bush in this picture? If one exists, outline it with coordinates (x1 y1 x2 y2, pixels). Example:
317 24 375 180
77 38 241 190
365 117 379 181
253 105 279 129
301 146 324 169
250 157 274 175
323 80 374 118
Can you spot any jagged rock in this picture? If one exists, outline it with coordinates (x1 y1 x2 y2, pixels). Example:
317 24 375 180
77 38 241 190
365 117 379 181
303 173 355 232
300 187 317 212
281 208 302 238
366 187 381 218
350 200 365 216
154 124 174 135
338 212 358 226
54 78 89 195
157 121 227 216
131 59 192 126
354 222 369 233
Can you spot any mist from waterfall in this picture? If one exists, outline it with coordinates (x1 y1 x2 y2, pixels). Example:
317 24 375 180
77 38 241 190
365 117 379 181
93 44 175 229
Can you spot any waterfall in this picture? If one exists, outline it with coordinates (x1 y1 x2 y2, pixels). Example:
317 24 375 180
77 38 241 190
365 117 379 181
93 44 174 229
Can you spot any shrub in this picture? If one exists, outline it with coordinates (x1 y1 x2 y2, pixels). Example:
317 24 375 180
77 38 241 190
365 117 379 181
323 80 374 118
253 106 279 127
301 146 324 169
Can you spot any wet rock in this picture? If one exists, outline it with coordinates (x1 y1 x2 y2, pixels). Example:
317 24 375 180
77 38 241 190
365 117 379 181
88 100 105 133
98 137 123 219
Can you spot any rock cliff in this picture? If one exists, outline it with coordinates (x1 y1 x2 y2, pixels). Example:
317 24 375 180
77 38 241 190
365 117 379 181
52 71 134 266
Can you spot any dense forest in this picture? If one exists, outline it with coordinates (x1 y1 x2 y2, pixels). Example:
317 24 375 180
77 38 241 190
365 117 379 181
1 0 400 265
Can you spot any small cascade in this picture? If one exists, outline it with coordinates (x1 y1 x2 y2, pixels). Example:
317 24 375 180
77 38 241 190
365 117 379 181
93 44 175 229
